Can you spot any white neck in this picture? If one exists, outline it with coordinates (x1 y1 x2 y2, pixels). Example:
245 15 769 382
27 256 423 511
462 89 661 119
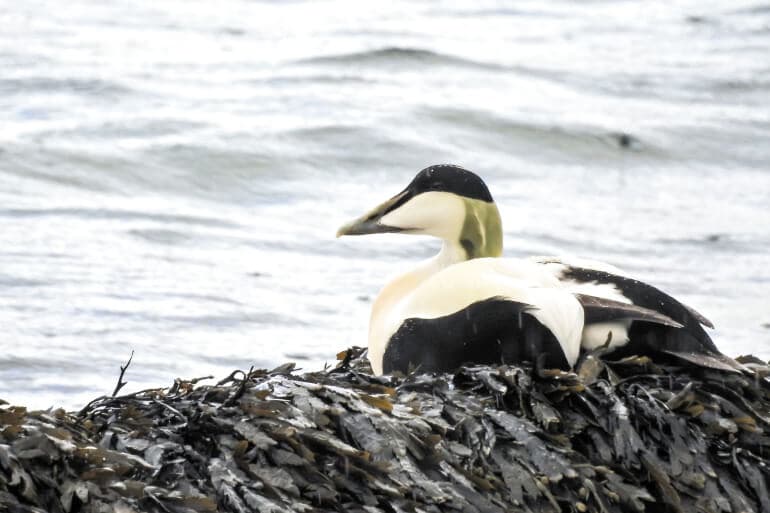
367 238 467 374
436 239 468 269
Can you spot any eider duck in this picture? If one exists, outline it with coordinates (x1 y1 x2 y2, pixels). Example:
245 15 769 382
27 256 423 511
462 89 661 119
337 164 739 375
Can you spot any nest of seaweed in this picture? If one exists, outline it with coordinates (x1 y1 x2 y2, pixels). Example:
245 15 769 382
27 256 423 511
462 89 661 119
1 349 770 513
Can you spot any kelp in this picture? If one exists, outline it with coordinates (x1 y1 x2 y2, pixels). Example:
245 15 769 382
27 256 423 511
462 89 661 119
1 348 769 513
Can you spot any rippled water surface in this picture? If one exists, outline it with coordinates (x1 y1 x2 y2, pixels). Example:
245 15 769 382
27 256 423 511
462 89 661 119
2 0 769 409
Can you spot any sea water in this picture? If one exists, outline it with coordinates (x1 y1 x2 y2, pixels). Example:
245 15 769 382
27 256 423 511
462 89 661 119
1 0 769 409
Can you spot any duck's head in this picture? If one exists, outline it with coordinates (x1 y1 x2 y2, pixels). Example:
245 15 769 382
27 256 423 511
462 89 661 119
337 164 503 259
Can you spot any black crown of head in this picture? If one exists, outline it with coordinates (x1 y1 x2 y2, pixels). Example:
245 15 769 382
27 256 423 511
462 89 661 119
407 164 493 202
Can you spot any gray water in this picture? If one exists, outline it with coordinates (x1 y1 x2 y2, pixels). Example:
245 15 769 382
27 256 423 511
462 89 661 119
1 0 769 409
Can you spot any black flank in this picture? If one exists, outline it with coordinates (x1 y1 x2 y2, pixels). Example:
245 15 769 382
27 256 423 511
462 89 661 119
382 298 569 374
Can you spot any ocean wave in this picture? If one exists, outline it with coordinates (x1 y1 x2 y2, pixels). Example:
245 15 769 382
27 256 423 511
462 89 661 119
56 119 209 139
0 77 132 97
0 273 47 288
445 7 563 18
257 74 376 86
128 228 196 245
418 106 653 159
654 234 768 254
730 4 770 15
299 46 504 72
0 207 239 228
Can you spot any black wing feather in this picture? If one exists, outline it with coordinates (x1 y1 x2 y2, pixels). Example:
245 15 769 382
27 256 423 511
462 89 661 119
575 293 683 328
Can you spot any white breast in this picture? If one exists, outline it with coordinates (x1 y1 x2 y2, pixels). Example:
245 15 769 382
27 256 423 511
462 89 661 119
368 257 585 374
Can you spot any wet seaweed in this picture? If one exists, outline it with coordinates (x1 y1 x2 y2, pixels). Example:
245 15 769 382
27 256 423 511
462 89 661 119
1 348 769 512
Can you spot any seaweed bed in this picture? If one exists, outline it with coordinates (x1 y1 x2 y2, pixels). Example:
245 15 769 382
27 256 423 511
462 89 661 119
2 349 770 513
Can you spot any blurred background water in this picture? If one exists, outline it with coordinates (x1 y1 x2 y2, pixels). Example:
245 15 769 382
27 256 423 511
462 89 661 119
1 0 769 409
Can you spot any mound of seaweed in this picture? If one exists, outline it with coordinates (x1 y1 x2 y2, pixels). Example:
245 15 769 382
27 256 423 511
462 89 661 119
1 349 770 513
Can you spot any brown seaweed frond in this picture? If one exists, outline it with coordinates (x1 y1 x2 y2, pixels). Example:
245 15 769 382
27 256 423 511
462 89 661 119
1 348 770 513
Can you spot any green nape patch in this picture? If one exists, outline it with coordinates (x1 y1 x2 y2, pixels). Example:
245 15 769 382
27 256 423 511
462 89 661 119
460 198 503 259
1 349 770 513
